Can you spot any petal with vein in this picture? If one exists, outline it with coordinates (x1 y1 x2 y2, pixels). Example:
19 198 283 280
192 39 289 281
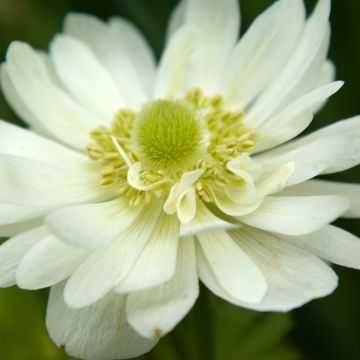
239 195 350 235
230 227 338 311
279 225 360 269
64 201 163 308
126 236 198 340
222 0 305 108
280 179 360 218
47 282 156 360
0 226 48 287
244 0 331 127
46 199 144 250
197 230 267 304
0 155 108 208
180 201 239 237
4 42 100 149
116 213 179 293
16 236 87 289
50 35 125 121
64 14 149 107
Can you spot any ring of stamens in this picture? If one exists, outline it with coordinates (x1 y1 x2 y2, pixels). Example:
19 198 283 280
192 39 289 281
86 88 256 206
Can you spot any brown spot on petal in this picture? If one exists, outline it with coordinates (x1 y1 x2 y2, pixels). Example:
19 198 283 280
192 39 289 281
152 328 162 340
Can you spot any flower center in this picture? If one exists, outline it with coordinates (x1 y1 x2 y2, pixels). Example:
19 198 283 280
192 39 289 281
134 100 201 167
86 88 257 207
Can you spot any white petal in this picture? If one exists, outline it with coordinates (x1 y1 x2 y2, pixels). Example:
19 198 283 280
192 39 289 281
281 179 360 218
255 81 343 152
256 163 295 196
0 202 48 226
256 117 360 183
180 201 239 237
109 17 156 96
64 201 163 308
126 236 198 340
197 230 267 304
0 155 108 208
278 225 360 270
167 0 186 41
164 169 204 224
46 199 144 250
244 0 331 127
231 227 338 311
0 226 48 287
128 162 172 191
116 213 179 294
50 35 124 121
256 136 350 186
313 60 336 113
184 0 240 91
4 42 100 149
222 0 305 108
239 195 350 235
0 65 48 136
64 14 150 107
0 219 42 238
47 283 156 360
16 236 87 290
0 120 90 170
155 25 199 97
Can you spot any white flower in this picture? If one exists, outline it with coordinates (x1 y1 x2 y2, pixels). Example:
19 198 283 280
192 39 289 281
0 0 359 358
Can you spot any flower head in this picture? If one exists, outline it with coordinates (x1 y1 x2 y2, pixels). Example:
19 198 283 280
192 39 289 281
0 0 360 359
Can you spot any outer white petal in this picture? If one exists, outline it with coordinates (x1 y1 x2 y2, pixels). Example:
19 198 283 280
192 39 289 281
0 155 108 208
64 14 149 107
46 199 144 250
256 136 350 187
155 25 199 97
244 0 331 128
239 195 350 235
231 227 338 311
47 283 156 360
167 0 186 41
222 0 305 108
109 17 156 95
255 81 343 152
0 65 48 136
4 42 101 149
116 213 179 294
0 203 48 226
16 236 87 290
50 35 125 121
281 180 360 218
64 201 164 308
197 230 267 304
183 0 240 91
278 225 360 269
180 201 239 237
313 60 336 113
0 120 90 170
0 219 42 238
0 226 48 287
126 236 198 340
257 117 360 183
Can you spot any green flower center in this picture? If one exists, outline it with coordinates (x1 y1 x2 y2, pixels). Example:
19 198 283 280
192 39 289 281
135 100 201 167
86 88 257 207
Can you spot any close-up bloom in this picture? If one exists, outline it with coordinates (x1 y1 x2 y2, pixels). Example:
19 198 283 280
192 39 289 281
0 0 359 358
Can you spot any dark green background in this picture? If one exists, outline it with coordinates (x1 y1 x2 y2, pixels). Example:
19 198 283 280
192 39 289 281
0 0 359 359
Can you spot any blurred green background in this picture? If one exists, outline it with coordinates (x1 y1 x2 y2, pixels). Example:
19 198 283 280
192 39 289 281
0 0 359 359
